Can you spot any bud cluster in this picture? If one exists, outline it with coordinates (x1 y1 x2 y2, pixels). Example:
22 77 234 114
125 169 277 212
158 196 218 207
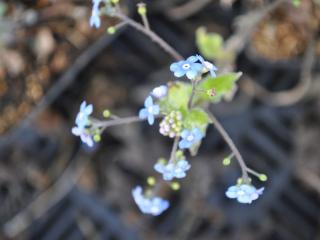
159 111 183 138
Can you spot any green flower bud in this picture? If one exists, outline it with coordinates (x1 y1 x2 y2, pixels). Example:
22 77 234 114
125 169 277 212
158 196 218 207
103 109 111 118
222 157 231 166
107 27 116 34
93 134 101 142
147 176 156 186
171 182 180 191
137 3 147 16
259 174 268 182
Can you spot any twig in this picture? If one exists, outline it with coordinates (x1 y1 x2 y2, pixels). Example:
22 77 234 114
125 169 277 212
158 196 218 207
169 136 180 163
113 12 183 61
188 81 197 109
167 0 212 20
206 110 249 180
93 116 143 130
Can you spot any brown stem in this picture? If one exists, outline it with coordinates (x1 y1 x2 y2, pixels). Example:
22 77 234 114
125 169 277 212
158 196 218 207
206 110 249 181
113 12 183 61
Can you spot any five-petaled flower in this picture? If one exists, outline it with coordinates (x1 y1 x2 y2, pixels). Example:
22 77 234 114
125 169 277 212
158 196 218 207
132 186 169 216
225 184 264 204
170 56 203 80
179 128 204 149
75 101 93 130
139 96 160 125
196 55 218 78
90 0 102 28
151 85 168 99
154 159 191 181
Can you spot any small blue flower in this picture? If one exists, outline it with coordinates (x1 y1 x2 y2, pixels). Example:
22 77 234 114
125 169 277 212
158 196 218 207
139 96 160 125
196 55 218 78
170 56 203 80
179 128 203 149
151 85 168 99
90 0 101 28
72 127 94 147
226 184 264 204
132 186 169 216
154 159 191 181
75 101 93 129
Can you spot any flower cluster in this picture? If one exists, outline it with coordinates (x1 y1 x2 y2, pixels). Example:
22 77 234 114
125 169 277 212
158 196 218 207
226 184 264 204
72 101 94 147
170 55 217 80
159 111 183 138
154 158 191 181
132 186 169 216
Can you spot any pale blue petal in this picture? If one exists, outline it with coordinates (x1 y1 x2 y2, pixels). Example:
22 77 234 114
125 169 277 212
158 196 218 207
187 56 198 63
170 62 181 72
85 104 93 115
193 63 203 71
186 70 197 80
144 96 153 107
238 195 252 204
72 127 81 136
139 109 148 119
147 115 155 125
174 69 185 78
181 129 190 139
152 105 160 115
154 163 165 173
179 139 190 149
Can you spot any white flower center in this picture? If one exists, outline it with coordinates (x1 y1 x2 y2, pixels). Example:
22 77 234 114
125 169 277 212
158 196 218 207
148 106 154 113
182 63 190 70
237 190 245 196
187 135 194 142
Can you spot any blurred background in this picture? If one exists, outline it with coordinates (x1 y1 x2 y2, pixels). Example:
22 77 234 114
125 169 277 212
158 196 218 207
0 0 320 239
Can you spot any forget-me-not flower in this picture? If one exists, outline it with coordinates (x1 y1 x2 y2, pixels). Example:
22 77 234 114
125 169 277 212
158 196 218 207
132 186 169 216
170 56 203 80
151 85 168 99
139 96 160 125
226 184 264 204
72 127 94 147
90 0 102 28
154 159 191 181
75 101 93 130
196 55 218 78
179 128 204 149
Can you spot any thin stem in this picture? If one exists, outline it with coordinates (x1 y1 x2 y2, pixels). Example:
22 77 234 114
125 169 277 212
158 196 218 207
93 116 143 130
246 167 261 178
206 110 249 181
112 12 183 61
188 81 196 109
141 14 150 30
169 136 180 163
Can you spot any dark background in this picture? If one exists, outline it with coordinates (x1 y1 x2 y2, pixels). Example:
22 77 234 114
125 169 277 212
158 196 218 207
0 0 319 239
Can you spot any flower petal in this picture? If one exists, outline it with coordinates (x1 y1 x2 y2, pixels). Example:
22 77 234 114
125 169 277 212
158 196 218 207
147 115 155 125
139 109 148 119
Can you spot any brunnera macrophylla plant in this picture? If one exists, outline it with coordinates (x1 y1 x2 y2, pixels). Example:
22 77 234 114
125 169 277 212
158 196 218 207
72 0 268 216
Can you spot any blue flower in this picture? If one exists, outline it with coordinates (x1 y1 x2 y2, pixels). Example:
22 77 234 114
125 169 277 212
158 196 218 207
154 159 191 181
226 184 264 204
132 186 169 216
72 127 94 147
170 56 203 80
90 0 101 28
75 101 93 130
179 128 203 149
151 85 168 99
139 96 160 125
196 55 218 78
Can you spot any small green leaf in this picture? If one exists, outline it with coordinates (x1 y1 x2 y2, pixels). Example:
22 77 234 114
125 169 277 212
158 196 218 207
183 108 209 132
158 82 192 114
196 27 223 60
196 72 242 103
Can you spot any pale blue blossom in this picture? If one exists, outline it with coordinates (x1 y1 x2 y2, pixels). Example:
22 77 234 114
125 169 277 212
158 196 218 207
151 85 168 99
196 54 218 78
170 56 203 80
72 127 94 147
179 128 203 149
226 184 264 204
132 186 169 216
75 101 93 130
154 159 191 181
90 0 102 28
139 96 160 125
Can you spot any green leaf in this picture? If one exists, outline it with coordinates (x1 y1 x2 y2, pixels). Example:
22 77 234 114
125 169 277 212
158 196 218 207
195 72 242 103
183 108 209 132
158 81 192 114
196 27 223 60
